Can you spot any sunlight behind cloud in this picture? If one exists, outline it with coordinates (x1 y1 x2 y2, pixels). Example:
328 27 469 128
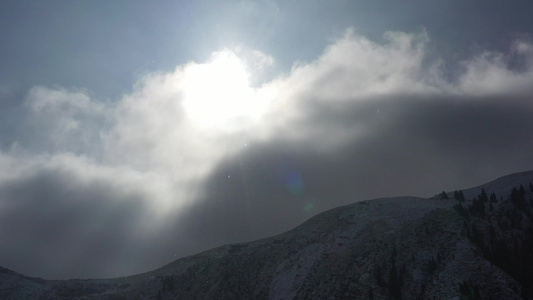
102 49 276 214
181 50 269 132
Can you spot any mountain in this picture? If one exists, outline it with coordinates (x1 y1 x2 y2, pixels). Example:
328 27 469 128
2 170 533 299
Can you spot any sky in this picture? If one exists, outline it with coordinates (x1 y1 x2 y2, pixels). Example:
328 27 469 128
1 0 533 279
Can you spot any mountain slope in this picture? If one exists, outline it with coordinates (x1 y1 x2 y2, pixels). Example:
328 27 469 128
1 170 533 299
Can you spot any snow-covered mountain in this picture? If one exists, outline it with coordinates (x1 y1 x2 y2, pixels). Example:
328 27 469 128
2 170 533 299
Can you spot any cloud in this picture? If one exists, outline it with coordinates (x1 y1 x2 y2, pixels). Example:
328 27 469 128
1 29 533 279
2 86 111 157
171 30 533 264
255 29 440 150
457 40 533 95
0 151 173 278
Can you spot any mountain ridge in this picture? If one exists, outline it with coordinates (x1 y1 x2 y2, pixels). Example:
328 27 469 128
2 170 533 299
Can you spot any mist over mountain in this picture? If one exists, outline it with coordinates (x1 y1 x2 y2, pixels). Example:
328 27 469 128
1 170 533 299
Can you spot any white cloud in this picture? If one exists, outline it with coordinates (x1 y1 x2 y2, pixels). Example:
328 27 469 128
273 29 435 100
456 41 533 96
250 29 443 151
22 86 111 155
104 54 258 205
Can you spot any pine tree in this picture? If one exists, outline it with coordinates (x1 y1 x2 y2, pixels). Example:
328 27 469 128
453 190 466 202
479 188 488 203
490 193 497 203
511 187 526 210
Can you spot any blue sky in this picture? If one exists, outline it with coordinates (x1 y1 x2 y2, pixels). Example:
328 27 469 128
3 0 532 99
1 0 533 279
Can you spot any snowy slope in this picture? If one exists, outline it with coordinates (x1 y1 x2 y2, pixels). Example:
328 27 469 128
1 170 532 299
461 170 533 200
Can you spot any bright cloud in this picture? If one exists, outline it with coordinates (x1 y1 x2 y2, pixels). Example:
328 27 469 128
457 42 533 95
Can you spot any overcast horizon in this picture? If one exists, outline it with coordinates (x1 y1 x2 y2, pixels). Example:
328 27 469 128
1 0 533 279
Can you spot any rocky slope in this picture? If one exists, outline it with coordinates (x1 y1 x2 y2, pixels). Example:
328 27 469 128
1 170 533 299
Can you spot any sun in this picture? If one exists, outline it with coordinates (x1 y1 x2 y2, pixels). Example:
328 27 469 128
181 50 266 131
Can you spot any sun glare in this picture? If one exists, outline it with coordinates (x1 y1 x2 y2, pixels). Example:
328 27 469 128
182 51 266 131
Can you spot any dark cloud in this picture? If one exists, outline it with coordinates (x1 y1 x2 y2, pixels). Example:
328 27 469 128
0 167 154 278
175 94 533 253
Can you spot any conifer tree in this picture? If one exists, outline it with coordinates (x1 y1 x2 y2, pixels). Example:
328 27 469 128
479 188 488 203
454 190 466 202
490 193 497 203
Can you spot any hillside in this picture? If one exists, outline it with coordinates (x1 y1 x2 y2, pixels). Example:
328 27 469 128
1 170 533 299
